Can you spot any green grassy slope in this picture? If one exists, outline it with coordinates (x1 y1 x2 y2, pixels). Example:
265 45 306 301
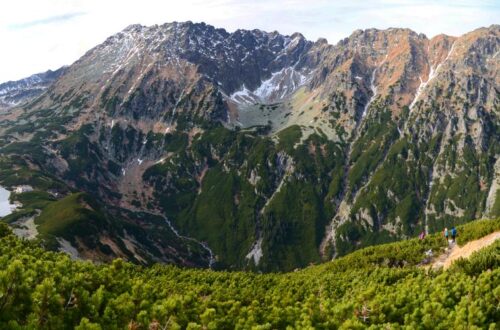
2 106 497 272
0 217 498 329
34 193 108 248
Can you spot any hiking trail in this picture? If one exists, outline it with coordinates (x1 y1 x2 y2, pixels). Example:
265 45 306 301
430 231 500 270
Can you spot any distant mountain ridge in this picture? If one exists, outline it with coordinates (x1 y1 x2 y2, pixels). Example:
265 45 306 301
0 21 498 271
0 67 66 109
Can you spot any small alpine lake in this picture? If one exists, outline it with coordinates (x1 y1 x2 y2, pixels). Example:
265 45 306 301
0 186 17 217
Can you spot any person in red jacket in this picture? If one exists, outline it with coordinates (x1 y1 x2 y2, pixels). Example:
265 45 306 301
419 231 426 240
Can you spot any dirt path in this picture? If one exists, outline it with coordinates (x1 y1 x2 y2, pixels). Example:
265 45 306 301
431 231 500 270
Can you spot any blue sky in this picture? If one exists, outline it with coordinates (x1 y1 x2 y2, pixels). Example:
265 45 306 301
0 0 498 82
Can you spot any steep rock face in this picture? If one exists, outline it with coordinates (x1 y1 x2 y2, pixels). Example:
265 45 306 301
305 29 457 141
321 26 499 257
410 26 499 227
0 22 498 271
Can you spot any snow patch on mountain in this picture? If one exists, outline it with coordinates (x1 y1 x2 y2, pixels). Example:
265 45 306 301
0 67 66 109
362 56 387 118
410 42 456 110
230 67 309 104
231 85 260 104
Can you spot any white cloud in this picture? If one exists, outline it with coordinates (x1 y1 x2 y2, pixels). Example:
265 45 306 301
0 0 498 82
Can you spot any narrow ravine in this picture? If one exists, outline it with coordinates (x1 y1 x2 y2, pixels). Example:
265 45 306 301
131 208 216 268
320 55 388 256
409 41 456 112
167 89 185 129
361 54 388 118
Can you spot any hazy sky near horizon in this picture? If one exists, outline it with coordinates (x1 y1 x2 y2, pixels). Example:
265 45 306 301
1 0 498 82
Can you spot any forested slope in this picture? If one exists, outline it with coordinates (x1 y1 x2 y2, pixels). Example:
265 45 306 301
0 218 498 329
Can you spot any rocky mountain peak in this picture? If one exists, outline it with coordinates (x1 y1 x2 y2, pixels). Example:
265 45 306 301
0 22 498 272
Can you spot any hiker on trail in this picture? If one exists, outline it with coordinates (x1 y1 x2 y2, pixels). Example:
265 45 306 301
419 231 426 240
451 227 457 242
444 227 449 241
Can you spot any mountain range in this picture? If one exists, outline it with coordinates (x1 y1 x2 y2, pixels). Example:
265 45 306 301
0 67 66 110
0 21 498 271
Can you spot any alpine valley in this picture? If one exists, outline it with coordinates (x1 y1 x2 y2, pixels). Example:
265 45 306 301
0 22 499 272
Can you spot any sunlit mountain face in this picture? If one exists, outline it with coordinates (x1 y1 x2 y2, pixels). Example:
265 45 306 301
0 22 498 272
